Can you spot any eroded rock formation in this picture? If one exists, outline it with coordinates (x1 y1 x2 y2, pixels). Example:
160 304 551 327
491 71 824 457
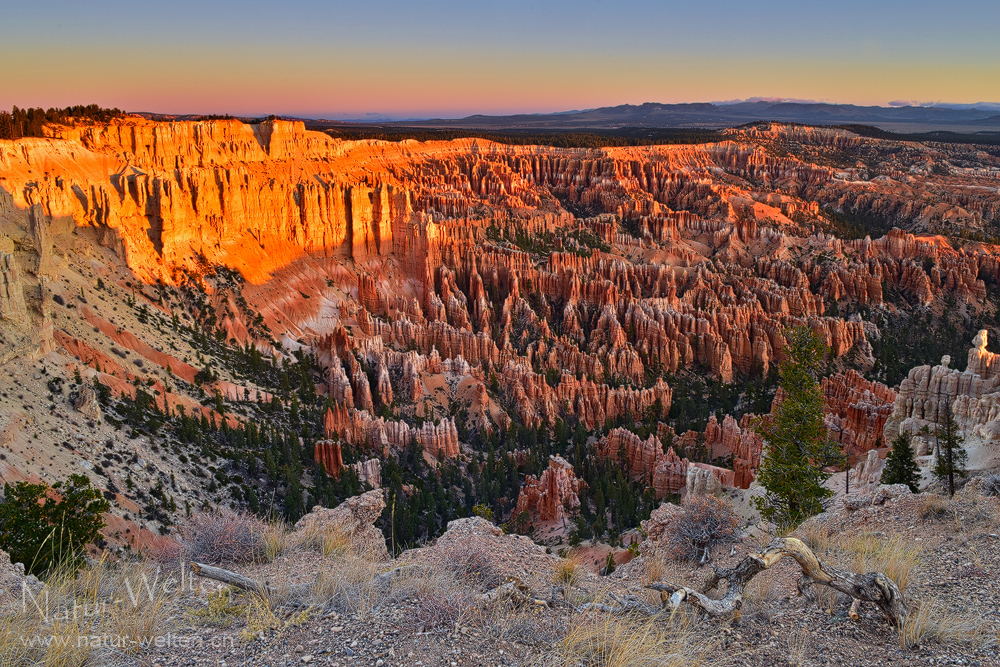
822 370 896 455
886 330 1000 444
514 455 583 524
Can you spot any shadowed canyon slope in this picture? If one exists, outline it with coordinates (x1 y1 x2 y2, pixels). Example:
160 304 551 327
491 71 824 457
2 117 1000 540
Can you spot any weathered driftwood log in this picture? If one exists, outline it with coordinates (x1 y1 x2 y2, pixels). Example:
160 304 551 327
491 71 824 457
190 561 314 601
646 537 908 627
189 561 273 596
579 592 662 616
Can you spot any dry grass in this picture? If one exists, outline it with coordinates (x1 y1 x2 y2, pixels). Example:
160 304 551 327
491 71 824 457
794 521 830 554
0 557 178 666
539 609 717 667
480 603 554 646
640 555 663 586
918 494 951 520
899 598 986 648
809 582 845 616
296 521 350 558
742 567 783 622
786 626 810 667
553 551 583 589
261 522 289 562
838 533 921 592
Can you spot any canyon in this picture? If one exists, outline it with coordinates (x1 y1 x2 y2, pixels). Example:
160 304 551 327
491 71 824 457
1 116 999 542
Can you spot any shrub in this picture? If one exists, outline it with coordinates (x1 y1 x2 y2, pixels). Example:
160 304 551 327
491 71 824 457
441 543 500 590
472 503 494 522
408 591 475 632
181 508 267 564
664 496 741 564
0 474 110 576
189 589 245 627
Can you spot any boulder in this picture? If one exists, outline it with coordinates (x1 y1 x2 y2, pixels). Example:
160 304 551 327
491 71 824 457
0 549 42 610
73 385 102 422
294 490 387 560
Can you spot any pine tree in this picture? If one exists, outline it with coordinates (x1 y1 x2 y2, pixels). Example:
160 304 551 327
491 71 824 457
933 403 967 496
882 433 921 492
753 326 834 529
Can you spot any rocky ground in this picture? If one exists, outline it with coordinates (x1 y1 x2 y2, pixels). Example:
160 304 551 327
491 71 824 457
0 479 972 667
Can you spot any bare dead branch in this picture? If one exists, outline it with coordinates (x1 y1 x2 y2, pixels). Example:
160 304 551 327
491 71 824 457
645 537 908 627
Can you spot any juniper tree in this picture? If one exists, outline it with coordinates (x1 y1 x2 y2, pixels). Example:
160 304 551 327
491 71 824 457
753 326 836 529
882 432 921 492
0 475 110 576
933 403 967 496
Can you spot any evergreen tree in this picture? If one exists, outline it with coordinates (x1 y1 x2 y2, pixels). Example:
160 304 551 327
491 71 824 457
753 326 833 529
933 403 967 496
882 433 921 492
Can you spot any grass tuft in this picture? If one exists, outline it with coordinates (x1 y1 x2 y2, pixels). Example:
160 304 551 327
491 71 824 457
918 494 951 520
899 598 985 648
839 533 921 592
553 551 583 589
540 609 717 667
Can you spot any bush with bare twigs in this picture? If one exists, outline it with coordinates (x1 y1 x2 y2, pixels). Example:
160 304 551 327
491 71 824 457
407 591 476 632
441 543 500 590
181 508 268 564
662 496 741 564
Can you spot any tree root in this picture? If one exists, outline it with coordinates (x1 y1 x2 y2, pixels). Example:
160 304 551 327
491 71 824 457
645 537 907 627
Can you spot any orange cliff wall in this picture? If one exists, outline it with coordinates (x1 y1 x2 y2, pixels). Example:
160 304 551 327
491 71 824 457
0 119 417 283
0 119 849 286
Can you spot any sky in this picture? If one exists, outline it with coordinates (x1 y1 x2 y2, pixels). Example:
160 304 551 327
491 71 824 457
2 0 998 119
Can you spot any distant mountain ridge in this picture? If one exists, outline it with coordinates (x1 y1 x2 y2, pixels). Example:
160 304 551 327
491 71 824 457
385 101 1000 132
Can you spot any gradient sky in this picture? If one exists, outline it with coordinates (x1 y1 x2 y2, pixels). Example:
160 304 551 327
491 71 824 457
2 0 998 118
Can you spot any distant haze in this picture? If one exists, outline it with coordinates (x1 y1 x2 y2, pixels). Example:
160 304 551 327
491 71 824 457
1 0 998 118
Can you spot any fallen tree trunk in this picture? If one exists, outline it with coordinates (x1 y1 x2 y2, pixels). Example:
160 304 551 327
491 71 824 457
189 561 272 596
646 537 908 627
